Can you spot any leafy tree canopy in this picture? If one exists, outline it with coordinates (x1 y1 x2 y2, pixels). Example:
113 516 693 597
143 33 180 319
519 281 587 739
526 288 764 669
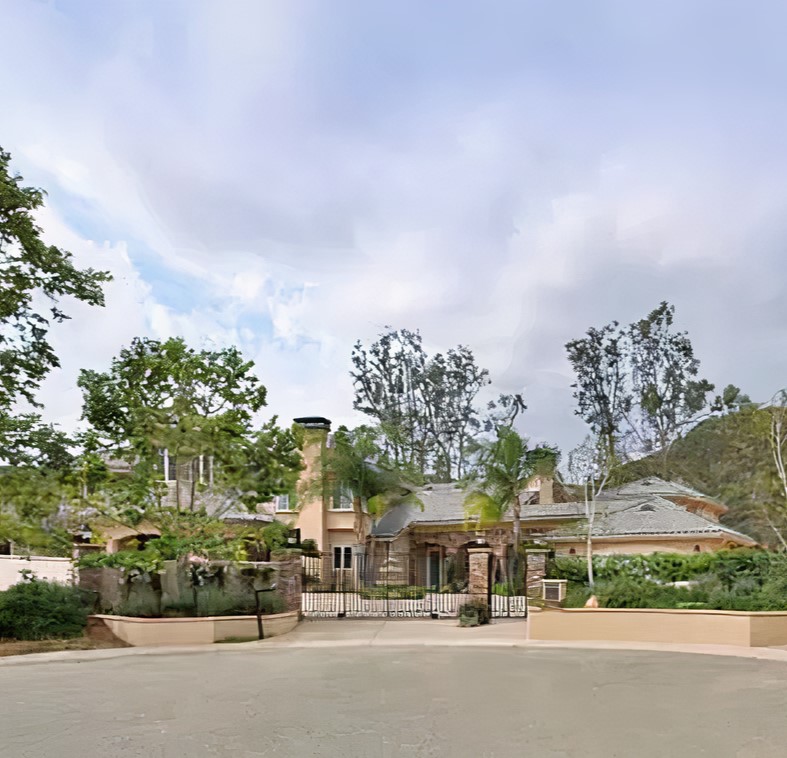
0 146 110 421
77 336 302 515
351 327 522 481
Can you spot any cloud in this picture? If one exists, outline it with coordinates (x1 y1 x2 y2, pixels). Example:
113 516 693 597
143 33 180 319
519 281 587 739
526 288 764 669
3 0 787 456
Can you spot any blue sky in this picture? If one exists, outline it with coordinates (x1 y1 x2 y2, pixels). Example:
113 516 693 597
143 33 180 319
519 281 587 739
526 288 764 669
2 0 787 455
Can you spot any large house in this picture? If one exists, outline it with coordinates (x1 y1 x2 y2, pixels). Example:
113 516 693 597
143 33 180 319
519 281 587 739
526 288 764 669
267 417 361 571
272 417 757 588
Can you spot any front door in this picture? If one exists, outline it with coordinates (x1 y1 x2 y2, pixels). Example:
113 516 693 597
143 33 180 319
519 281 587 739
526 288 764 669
427 550 441 590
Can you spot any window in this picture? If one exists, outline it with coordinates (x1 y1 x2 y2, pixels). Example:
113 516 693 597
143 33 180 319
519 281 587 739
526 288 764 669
332 484 353 510
568 548 576 555
333 546 352 569
276 494 291 512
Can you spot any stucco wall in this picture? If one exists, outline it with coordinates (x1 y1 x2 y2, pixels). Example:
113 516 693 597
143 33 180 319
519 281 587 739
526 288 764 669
530 608 787 647
0 556 74 590
554 538 723 556
92 611 299 646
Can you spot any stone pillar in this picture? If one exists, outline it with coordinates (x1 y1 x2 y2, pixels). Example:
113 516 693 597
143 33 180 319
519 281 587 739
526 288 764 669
272 550 303 613
526 550 549 594
467 547 492 603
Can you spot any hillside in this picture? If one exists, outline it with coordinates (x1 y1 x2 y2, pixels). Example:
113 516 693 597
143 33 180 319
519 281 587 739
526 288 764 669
614 406 783 547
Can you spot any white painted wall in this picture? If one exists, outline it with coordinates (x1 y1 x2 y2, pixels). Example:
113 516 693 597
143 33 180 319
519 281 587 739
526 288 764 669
0 556 74 590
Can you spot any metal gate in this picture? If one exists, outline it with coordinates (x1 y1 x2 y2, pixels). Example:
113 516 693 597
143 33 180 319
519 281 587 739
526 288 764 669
489 551 529 619
301 549 528 619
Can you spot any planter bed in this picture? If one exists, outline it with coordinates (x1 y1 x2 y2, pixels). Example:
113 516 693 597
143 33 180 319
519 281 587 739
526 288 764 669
88 610 299 647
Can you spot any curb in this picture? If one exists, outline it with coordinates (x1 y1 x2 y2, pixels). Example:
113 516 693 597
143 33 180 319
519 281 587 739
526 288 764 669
4 637 787 666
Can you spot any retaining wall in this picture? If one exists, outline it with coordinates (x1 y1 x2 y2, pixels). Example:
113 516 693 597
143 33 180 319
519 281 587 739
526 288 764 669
89 611 300 646
529 607 787 647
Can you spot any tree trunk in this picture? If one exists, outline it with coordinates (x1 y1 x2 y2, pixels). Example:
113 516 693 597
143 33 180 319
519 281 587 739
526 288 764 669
175 456 181 513
512 494 521 549
585 480 595 589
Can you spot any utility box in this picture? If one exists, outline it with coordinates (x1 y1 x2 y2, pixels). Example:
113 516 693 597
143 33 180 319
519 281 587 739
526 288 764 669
542 579 567 603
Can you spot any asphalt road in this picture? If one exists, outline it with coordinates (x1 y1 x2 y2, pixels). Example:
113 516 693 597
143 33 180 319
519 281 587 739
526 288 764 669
2 647 787 757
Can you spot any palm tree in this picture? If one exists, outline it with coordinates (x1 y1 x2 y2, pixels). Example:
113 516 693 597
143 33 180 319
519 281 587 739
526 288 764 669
464 428 558 581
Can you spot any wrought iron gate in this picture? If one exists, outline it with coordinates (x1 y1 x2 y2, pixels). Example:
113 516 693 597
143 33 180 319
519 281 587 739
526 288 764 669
301 549 528 619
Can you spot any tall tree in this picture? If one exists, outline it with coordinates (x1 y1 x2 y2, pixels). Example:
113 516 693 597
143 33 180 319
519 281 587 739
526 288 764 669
0 146 110 445
78 337 301 514
351 328 494 481
351 328 428 472
768 390 787 550
565 322 631 463
627 302 715 473
566 435 615 589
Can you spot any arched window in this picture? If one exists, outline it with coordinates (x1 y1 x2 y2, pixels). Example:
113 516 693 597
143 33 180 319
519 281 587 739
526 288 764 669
693 544 701 552
569 548 576 555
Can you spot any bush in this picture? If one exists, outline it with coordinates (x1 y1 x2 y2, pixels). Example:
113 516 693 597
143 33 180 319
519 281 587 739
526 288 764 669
77 549 163 576
300 539 320 557
0 579 88 640
549 549 784 586
458 600 490 626
560 560 787 612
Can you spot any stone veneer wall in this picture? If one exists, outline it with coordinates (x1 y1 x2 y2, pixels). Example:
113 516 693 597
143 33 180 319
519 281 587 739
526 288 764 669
79 550 303 618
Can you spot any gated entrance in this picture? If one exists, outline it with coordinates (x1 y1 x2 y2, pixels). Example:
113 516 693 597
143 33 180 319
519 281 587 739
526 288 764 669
301 548 528 619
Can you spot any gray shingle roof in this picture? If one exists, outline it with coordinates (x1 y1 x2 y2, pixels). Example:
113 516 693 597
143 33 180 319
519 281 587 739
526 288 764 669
607 477 715 502
370 479 756 545
541 494 755 543
371 482 581 537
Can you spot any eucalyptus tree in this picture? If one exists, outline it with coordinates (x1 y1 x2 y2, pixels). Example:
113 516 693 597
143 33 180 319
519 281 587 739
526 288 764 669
627 302 716 474
565 321 630 464
566 302 736 475
351 327 498 481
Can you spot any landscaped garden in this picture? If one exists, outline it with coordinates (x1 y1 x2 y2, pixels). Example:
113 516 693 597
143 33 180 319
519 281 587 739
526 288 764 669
548 549 787 611
76 517 299 618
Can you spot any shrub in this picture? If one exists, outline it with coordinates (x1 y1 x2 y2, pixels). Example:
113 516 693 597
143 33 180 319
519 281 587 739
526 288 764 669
300 539 320 557
550 550 787 595
564 583 592 608
0 579 88 640
77 549 163 577
458 600 490 625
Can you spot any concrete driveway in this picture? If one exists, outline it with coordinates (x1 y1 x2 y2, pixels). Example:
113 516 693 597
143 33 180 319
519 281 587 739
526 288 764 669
3 638 787 756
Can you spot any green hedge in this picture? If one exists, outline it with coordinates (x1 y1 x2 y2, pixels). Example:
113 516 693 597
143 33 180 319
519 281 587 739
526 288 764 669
557 550 787 611
548 549 781 587
0 579 88 640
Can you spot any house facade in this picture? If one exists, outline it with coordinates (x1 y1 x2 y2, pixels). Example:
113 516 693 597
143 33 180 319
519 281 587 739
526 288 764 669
268 417 368 571
366 476 757 591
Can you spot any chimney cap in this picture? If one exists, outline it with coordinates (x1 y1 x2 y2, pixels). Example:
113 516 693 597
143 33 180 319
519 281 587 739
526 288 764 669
293 416 332 430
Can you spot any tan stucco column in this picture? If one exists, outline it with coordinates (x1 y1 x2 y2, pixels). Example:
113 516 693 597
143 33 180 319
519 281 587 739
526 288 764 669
467 547 492 601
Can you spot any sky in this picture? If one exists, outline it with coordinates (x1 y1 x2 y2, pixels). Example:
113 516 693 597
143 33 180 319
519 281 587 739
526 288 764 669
2 0 787 456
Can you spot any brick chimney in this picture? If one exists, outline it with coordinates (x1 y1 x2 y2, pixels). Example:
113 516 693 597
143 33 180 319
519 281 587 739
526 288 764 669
538 476 554 504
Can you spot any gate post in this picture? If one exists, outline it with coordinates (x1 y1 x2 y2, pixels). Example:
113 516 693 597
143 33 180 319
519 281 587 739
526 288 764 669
467 546 492 615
